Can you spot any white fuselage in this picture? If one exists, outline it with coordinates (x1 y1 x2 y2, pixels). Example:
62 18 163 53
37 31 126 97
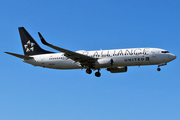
23 48 176 70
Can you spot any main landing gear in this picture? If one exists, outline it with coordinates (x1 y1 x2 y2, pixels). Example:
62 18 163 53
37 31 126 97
86 68 101 77
86 68 92 74
95 69 101 77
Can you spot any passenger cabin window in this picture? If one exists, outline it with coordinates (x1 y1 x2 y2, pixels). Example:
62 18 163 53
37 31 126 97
161 51 169 53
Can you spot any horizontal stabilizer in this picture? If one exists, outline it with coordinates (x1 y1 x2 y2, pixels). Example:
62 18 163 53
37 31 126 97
4 52 33 59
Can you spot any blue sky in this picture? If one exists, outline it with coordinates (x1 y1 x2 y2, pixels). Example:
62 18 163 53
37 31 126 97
1 0 180 120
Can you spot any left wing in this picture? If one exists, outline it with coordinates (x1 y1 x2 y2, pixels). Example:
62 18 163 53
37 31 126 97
38 32 96 67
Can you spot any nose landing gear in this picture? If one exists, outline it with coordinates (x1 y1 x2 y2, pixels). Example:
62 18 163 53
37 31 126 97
157 67 161 71
157 63 167 71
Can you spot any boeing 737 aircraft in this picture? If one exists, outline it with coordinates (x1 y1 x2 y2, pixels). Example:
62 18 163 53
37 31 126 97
5 27 176 77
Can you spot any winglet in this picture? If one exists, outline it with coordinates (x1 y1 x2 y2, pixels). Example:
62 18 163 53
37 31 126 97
38 32 50 45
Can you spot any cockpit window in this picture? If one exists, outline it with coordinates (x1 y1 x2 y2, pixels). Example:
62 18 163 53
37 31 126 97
161 51 169 53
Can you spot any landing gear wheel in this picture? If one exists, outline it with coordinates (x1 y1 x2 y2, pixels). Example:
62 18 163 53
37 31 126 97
86 69 92 74
95 72 101 77
157 68 161 71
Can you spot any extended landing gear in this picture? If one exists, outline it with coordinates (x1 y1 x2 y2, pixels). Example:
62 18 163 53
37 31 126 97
157 63 167 72
86 68 92 74
95 69 101 77
157 67 161 71
86 68 101 77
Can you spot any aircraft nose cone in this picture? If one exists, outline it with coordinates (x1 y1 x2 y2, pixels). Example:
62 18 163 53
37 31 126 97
169 54 177 61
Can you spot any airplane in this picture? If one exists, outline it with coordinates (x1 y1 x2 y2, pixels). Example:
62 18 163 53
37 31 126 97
5 27 177 77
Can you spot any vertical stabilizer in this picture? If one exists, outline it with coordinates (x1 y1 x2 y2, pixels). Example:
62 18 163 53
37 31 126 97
18 27 53 56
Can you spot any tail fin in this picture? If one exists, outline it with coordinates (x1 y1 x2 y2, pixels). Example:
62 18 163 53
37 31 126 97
19 27 54 56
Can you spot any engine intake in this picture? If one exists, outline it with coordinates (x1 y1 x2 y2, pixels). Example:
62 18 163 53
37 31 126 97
107 66 127 73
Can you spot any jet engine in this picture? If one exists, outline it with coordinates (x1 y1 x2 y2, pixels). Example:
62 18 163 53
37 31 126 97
95 58 113 68
107 66 127 73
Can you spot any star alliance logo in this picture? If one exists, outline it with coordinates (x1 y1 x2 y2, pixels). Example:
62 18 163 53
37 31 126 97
24 40 35 52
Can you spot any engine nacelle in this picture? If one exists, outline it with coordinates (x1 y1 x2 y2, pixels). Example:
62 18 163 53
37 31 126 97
107 66 127 73
95 58 113 68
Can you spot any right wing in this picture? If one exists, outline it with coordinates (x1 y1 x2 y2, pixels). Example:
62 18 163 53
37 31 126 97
38 32 96 67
